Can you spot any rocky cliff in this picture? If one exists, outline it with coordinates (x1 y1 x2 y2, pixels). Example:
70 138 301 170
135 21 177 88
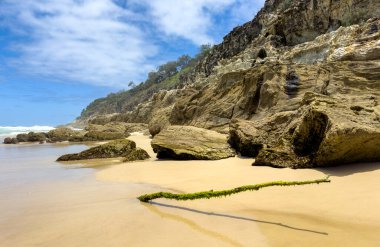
198 0 380 75
80 0 380 168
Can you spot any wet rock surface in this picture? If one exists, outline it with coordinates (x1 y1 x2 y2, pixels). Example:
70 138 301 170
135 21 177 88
57 139 150 162
17 132 47 143
47 127 84 142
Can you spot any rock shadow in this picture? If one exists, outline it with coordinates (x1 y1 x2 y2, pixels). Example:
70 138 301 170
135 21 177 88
317 162 380 177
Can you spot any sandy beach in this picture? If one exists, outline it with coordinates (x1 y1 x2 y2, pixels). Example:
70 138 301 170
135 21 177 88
1 134 379 247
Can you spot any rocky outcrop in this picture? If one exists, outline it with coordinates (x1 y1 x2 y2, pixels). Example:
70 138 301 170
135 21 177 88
230 93 380 168
77 0 380 167
4 125 140 144
47 127 84 142
78 131 129 142
151 126 235 160
3 137 19 144
57 139 150 161
16 132 47 142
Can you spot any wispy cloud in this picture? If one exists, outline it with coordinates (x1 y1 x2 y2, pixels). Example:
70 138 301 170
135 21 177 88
132 0 265 45
132 0 234 44
0 0 264 87
1 0 157 87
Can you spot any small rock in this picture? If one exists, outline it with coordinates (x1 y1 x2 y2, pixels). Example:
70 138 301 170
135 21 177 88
57 139 149 162
123 148 150 162
3 137 19 144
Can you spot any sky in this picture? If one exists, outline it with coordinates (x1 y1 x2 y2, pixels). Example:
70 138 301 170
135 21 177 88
0 0 265 126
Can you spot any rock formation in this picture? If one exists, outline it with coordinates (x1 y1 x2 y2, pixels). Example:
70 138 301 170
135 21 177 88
47 127 84 142
230 92 380 168
3 137 19 144
151 126 235 160
123 148 151 162
57 139 150 161
16 132 47 142
3 123 149 144
77 0 380 167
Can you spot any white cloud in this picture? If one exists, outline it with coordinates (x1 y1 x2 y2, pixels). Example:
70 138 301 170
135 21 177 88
133 0 236 45
1 0 158 87
0 0 265 87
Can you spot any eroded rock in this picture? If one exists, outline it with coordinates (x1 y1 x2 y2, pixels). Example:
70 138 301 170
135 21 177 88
231 93 380 168
151 126 235 160
47 127 84 142
57 139 150 161
16 132 47 143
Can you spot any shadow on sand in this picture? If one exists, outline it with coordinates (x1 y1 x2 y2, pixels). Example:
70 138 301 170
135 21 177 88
145 201 328 236
317 162 380 177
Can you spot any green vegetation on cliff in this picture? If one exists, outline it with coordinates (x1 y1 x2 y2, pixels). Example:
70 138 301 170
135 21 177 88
79 45 212 120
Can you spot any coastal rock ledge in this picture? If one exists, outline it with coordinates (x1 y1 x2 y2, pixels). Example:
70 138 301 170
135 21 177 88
151 126 235 160
57 139 150 162
229 93 380 168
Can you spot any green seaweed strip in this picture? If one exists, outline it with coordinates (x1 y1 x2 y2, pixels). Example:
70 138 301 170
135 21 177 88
138 176 330 202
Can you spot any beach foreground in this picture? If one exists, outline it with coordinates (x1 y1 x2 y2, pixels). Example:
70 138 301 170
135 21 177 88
1 134 379 247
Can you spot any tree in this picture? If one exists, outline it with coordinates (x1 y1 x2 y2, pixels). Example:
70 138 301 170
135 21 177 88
128 81 136 88
176 55 191 70
200 44 212 54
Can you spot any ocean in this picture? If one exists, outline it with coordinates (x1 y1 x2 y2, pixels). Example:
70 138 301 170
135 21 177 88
0 126 55 138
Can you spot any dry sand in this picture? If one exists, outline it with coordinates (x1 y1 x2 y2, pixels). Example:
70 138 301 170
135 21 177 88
1 134 380 246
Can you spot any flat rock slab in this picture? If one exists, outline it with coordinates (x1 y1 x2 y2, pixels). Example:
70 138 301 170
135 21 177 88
57 139 150 161
151 126 235 160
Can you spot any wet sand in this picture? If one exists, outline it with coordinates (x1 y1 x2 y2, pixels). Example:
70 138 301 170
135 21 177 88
1 134 380 246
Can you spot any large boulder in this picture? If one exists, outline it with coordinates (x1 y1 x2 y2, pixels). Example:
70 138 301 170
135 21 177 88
16 132 47 142
151 126 235 160
47 127 84 142
230 93 380 168
148 123 162 137
57 139 150 161
81 131 129 141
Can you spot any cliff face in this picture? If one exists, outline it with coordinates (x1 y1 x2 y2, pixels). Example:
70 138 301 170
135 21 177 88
83 0 380 167
198 0 380 75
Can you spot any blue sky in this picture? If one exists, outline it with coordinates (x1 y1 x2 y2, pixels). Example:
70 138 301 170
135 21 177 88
0 0 265 126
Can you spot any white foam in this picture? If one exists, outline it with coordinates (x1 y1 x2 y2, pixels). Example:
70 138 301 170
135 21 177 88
0 126 55 137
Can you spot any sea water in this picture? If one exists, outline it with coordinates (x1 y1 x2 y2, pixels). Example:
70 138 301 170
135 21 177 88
0 126 55 139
